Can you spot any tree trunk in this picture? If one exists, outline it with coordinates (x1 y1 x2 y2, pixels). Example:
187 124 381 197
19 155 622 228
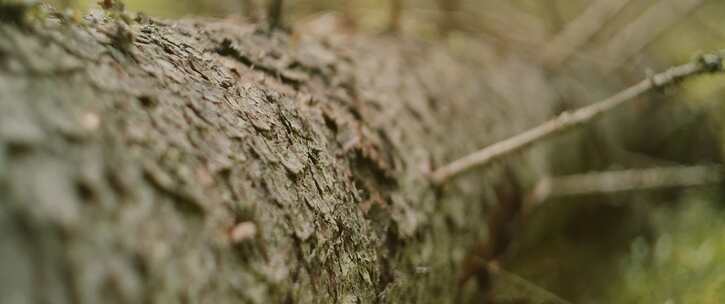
0 13 564 303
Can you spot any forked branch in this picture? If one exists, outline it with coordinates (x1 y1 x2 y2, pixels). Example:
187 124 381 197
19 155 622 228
430 52 725 185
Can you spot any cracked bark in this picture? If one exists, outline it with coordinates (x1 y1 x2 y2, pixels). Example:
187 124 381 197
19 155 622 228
1 13 567 304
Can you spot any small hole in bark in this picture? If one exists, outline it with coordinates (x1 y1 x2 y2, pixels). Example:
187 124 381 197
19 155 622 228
138 95 157 108
322 113 338 133
5 142 33 158
349 107 363 120
75 180 97 203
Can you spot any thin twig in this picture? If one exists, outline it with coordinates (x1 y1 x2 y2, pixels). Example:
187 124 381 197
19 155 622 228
430 52 724 185
529 165 723 205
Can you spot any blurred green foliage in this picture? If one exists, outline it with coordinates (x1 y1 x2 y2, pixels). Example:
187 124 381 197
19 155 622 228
607 193 725 303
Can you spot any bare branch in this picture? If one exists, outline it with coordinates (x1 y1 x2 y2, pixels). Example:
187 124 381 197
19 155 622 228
430 52 725 185
529 165 723 204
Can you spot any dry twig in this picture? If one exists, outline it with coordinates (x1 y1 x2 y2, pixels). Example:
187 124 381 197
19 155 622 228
430 52 724 185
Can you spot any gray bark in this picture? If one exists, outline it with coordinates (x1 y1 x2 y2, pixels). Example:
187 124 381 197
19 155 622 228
0 12 565 303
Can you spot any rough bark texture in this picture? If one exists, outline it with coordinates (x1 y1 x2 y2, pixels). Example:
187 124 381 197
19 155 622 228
0 11 560 303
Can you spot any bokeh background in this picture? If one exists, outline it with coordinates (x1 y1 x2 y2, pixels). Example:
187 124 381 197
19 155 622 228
46 0 725 302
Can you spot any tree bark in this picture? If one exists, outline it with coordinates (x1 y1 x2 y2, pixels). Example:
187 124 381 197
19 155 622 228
0 12 562 303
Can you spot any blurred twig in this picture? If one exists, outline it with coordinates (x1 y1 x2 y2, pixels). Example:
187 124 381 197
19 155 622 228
435 0 459 37
430 52 725 185
267 0 284 31
541 0 634 69
475 2 549 50
529 165 723 204
386 0 402 34
594 0 707 73
241 0 258 22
